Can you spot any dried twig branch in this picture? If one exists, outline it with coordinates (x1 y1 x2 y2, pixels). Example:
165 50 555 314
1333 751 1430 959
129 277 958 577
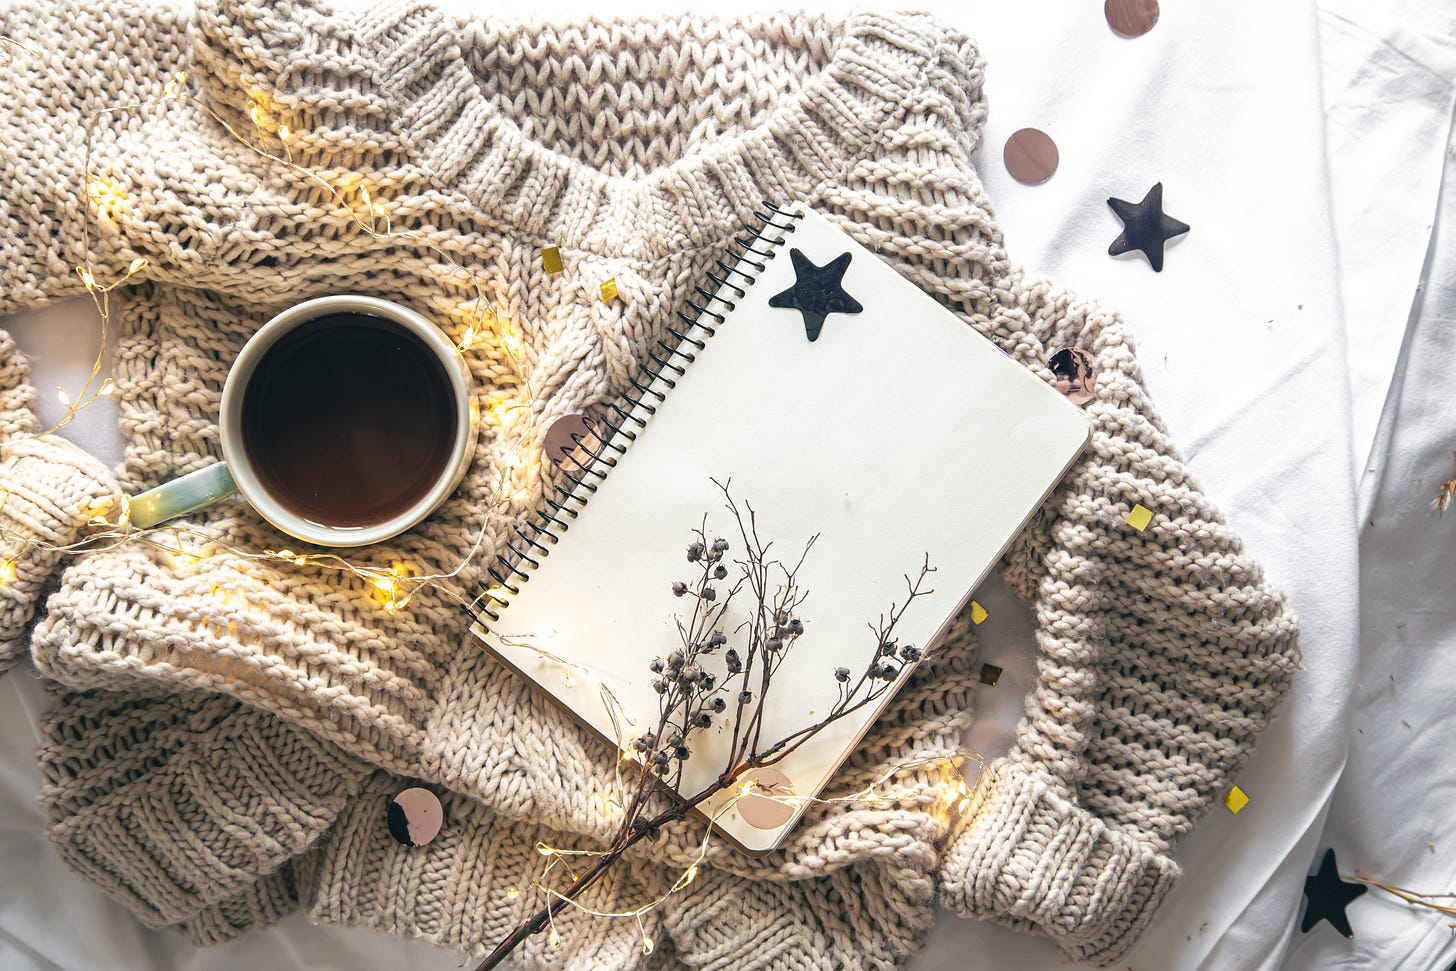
1433 451 1456 515
1345 873 1456 926
474 482 935 969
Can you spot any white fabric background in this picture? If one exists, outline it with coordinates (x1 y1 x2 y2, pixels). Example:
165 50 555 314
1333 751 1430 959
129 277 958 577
1285 2 1456 970
0 0 1449 968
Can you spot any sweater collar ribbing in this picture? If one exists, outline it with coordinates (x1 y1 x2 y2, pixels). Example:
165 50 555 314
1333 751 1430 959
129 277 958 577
348 3 943 260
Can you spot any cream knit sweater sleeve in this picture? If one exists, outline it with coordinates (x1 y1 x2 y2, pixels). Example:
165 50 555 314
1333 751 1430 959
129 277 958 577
0 334 119 673
36 680 373 939
0 0 191 673
937 273 1300 964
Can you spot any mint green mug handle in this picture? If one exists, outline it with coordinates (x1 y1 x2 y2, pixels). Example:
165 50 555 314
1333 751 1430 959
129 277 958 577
128 462 238 530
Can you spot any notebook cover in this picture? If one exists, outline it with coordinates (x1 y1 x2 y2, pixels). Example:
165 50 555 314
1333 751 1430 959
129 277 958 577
470 203 1089 852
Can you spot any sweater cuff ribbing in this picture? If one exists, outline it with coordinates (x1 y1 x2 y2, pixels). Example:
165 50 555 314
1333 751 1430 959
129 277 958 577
0 435 120 673
938 760 1178 967
39 688 371 927
178 864 298 945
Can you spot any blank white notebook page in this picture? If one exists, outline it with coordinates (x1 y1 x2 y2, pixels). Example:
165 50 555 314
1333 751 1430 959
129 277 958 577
473 203 1089 852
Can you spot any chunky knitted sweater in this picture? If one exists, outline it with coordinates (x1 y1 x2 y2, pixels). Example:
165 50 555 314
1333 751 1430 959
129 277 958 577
0 1 1300 967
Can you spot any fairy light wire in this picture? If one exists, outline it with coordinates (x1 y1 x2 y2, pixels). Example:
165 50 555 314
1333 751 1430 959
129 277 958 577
0 35 39 66
516 749 986 955
0 480 507 612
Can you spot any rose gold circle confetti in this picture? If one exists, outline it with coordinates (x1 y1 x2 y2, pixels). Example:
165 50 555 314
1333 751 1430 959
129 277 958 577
1049 347 1097 406
1003 128 1059 185
544 413 604 471
1105 0 1159 38
737 768 797 830
387 787 444 847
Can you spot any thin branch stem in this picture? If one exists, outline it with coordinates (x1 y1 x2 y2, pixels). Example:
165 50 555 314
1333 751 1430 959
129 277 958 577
1346 874 1456 920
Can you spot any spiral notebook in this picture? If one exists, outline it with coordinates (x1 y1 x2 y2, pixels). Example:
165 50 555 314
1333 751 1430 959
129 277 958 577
468 203 1089 853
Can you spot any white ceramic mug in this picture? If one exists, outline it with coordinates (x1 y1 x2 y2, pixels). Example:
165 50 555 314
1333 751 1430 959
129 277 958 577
129 295 478 548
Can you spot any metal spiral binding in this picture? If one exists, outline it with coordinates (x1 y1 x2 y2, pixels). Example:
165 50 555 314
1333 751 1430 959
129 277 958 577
469 201 804 625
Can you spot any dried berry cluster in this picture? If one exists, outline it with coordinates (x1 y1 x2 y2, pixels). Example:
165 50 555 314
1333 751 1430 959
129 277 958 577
635 530 744 782
630 482 936 794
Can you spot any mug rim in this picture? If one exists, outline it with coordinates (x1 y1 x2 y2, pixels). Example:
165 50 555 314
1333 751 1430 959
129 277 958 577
220 294 477 548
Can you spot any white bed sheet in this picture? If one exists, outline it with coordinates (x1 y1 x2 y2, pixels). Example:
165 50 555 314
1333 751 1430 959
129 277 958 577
1283 132 1456 971
3 0 1447 967
1284 3 1456 970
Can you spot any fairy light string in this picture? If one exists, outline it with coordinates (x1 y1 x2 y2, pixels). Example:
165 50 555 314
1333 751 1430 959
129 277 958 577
0 34 38 66
510 750 988 957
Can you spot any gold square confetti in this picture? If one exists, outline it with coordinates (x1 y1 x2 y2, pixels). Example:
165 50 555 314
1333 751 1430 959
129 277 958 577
970 600 988 625
1126 503 1153 532
600 278 618 302
1223 785 1249 814
540 246 563 275
978 663 1002 686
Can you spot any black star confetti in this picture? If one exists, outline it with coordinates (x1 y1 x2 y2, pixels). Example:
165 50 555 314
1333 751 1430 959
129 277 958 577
1106 182 1189 272
1301 848 1366 938
768 248 863 342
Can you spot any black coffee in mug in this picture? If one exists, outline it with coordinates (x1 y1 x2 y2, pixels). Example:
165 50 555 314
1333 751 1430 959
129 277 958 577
240 312 458 529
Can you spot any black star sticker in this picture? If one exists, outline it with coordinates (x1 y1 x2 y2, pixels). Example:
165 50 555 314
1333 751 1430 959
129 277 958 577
768 248 863 342
1301 848 1366 938
1107 182 1190 272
